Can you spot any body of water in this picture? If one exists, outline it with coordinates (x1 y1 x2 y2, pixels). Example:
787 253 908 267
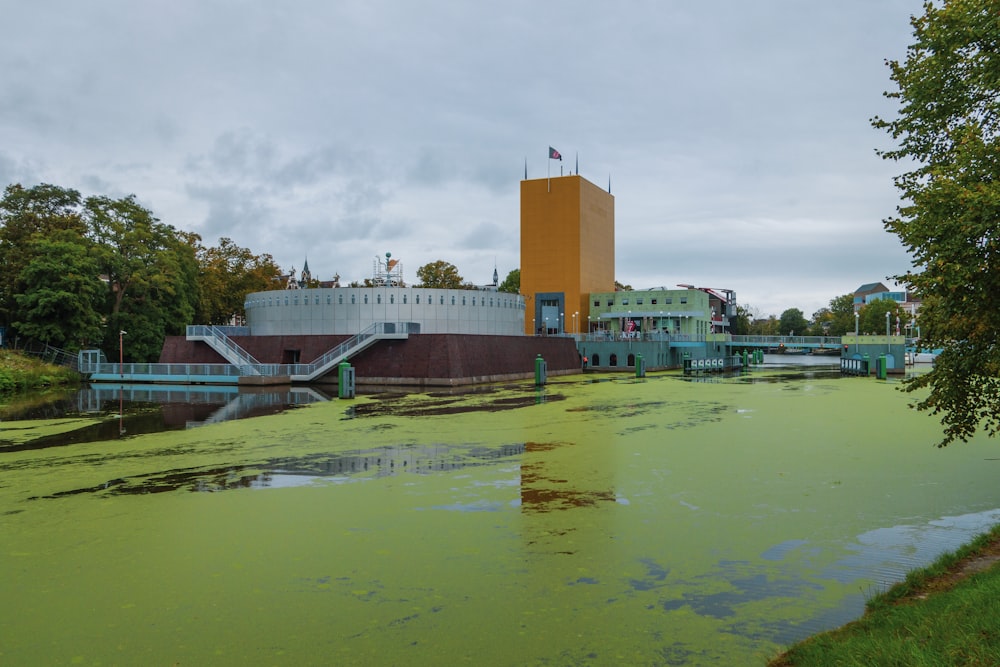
1 360 997 665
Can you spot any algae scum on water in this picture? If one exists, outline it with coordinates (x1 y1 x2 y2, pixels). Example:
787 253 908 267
2 367 999 666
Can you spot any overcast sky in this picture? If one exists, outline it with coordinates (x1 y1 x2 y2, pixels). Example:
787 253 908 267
2 1 924 317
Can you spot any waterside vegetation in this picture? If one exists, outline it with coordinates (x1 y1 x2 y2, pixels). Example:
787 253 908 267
770 524 1000 666
0 349 79 395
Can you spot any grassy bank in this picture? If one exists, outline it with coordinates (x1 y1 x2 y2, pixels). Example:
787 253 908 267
770 523 1000 666
0 349 80 394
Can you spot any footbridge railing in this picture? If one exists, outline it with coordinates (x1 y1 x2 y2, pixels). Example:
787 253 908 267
186 325 263 374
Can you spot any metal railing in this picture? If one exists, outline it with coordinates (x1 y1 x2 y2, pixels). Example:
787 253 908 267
186 325 263 372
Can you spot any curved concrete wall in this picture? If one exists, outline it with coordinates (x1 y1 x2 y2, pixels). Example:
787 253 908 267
244 287 526 336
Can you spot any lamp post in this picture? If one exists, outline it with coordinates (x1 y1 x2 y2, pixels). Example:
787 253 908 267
560 312 564 335
886 311 890 353
574 311 578 334
119 330 127 379
587 315 591 336
854 311 859 353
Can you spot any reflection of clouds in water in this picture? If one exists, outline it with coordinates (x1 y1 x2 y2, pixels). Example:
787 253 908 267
824 508 1000 586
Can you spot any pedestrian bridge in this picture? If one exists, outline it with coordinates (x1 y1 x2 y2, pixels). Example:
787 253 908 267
727 335 843 350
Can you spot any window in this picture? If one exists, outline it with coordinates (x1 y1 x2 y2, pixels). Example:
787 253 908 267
440 295 444 305
351 294 356 304
338 294 343 304
390 294 394 304
651 298 658 305
463 296 466 306
607 299 614 306
293 295 299 305
472 297 476 306
451 295 455 305
364 294 369 304
284 296 289 306
416 294 420 304
489 298 493 307
315 295 319 305
622 298 629 305
594 300 600 307
376 294 381 304
636 298 644 305
665 298 673 304
680 297 688 304
326 295 331 305
403 294 407 304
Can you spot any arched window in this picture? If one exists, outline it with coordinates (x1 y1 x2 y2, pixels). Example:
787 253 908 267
439 295 444 305
351 294 356 304
472 297 476 306
376 294 381 304
338 294 343 305
403 294 407 304
627 353 636 367
416 294 420 304
451 295 455 305
592 354 600 366
390 294 395 304
364 294 369 304
610 353 618 367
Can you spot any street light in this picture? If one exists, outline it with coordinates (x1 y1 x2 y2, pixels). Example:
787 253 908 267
573 311 579 334
560 312 564 334
119 330 127 379
854 312 859 354
886 311 890 353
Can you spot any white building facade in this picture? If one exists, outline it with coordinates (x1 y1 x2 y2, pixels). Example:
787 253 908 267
244 287 526 336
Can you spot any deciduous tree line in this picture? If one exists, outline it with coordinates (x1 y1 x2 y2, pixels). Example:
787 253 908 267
0 183 282 362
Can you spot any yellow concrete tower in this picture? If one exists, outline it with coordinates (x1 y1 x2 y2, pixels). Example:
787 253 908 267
520 174 615 335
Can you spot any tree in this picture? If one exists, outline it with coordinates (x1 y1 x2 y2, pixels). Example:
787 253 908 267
614 280 632 291
416 260 464 289
778 308 808 336
85 194 200 362
827 294 857 336
731 304 754 335
857 298 908 338
498 268 520 294
12 229 104 350
872 1 1000 445
196 237 282 325
0 184 86 332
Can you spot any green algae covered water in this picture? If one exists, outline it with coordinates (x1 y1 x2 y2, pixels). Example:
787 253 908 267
2 366 999 666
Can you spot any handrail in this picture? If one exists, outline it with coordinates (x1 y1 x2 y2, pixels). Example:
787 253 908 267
182 322 411 380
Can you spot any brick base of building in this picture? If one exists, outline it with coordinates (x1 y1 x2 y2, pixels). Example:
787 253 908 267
159 334 582 386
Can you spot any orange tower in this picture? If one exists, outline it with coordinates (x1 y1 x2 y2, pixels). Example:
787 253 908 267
520 174 615 335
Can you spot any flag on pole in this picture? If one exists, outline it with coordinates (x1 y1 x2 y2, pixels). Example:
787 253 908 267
549 146 562 161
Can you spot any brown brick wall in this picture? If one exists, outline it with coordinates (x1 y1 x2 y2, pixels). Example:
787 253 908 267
159 334 581 385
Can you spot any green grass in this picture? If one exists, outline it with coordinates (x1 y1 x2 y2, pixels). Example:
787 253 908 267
770 524 1000 666
0 349 80 395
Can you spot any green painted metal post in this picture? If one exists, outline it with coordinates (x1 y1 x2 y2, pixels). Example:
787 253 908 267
636 353 645 378
338 362 355 399
534 354 547 386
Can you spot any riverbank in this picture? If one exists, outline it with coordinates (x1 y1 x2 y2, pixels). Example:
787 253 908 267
0 349 79 394
769 523 1000 665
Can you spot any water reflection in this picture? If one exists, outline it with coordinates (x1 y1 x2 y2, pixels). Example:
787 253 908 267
28 442 528 499
0 384 331 452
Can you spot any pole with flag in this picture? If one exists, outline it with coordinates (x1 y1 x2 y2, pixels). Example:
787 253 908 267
548 146 561 192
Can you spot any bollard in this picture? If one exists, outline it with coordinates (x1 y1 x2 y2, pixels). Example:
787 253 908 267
338 361 355 399
534 354 547 386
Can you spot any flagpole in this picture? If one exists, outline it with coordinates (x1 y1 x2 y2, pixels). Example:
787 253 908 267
547 149 550 193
